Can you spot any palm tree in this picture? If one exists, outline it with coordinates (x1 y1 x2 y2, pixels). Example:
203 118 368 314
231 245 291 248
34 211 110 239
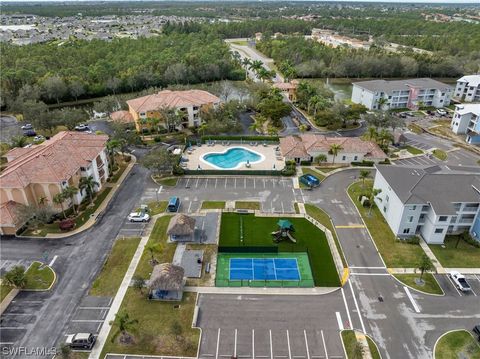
11 136 28 148
249 60 263 74
241 57 252 80
257 67 272 82
368 188 382 216
267 126 278 136
62 186 79 214
249 122 260 134
377 97 389 111
359 170 371 188
79 176 99 205
145 243 160 265
418 254 434 282
109 310 138 343
38 196 48 207
328 144 343 165
106 139 121 169
198 123 208 137
53 192 67 219
315 154 327 165
378 129 393 149
366 126 378 142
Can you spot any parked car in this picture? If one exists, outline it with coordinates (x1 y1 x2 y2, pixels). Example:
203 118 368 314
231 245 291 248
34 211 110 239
449 271 471 292
23 129 36 136
127 212 150 222
436 109 447 116
473 324 480 341
75 124 90 132
33 135 45 142
65 333 96 350
299 174 321 188
167 196 180 212
21 123 33 130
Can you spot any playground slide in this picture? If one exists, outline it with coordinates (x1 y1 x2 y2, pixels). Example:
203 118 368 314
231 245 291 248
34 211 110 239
286 232 297 243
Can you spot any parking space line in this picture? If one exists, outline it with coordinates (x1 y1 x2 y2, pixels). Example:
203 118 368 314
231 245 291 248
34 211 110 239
252 329 255 359
235 178 237 188
446 275 463 296
253 179 256 189
263 179 266 188
0 327 26 330
216 328 221 359
281 202 285 213
234 328 238 358
287 330 292 359
48 255 58 267
96 322 102 332
195 178 200 187
269 330 273 359
185 178 190 187
72 319 104 323
225 179 228 189
335 312 344 331
320 330 328 359
187 201 192 213
205 179 209 188
215 178 218 188
303 330 310 359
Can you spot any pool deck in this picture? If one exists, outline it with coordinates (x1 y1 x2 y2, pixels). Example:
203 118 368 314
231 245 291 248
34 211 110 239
183 144 285 171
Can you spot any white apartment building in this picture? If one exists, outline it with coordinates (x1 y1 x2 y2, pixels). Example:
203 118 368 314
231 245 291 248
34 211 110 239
454 75 480 103
351 78 452 110
373 165 480 244
450 104 480 145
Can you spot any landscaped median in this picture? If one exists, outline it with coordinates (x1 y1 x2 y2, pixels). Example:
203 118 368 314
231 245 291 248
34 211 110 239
235 201 261 210
341 330 381 359
392 273 443 295
434 330 480 359
201 201 226 210
24 261 56 290
347 180 425 268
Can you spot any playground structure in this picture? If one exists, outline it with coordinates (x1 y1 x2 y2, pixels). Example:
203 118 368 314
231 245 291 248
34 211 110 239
271 219 297 243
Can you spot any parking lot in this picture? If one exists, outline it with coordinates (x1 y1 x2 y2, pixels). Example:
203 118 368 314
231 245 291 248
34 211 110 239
393 154 440 167
117 218 149 238
435 274 480 297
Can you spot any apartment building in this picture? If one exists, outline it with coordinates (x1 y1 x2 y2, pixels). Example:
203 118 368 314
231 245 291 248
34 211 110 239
454 75 480 103
0 131 109 235
126 89 221 132
351 78 452 110
450 104 480 144
373 165 480 244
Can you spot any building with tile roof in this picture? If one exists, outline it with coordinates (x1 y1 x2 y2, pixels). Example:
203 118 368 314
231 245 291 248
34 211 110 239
279 134 387 164
0 131 109 235
126 89 221 132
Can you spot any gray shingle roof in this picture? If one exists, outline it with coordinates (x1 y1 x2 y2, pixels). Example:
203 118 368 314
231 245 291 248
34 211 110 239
376 165 480 215
353 78 452 94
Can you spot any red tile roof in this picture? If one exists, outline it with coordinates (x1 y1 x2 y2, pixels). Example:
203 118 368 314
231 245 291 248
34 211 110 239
126 90 221 113
110 110 134 123
1 131 108 188
0 200 21 227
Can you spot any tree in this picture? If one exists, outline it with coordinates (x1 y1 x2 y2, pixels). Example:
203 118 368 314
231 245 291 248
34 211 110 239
219 81 233 102
159 107 182 132
79 176 99 205
144 243 160 265
249 60 264 74
62 186 79 214
198 122 209 137
359 170 371 188
53 192 67 219
106 139 121 169
109 310 138 343
131 275 146 295
106 77 122 95
418 254 434 282
3 265 27 288
42 75 68 104
248 122 260 134
365 126 378 142
10 136 27 148
377 97 389 111
141 148 179 174
315 154 327 165
241 57 252 80
69 80 85 101
328 144 343 165
368 188 382 216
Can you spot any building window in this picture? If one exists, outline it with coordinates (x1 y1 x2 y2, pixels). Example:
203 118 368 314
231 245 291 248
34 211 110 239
439 216 448 222
412 205 417 210
408 216 414 223
354 156 358 161
383 206 387 213
386 195 389 202
403 228 410 234
342 156 346 161
435 228 443 234
80 167 86 171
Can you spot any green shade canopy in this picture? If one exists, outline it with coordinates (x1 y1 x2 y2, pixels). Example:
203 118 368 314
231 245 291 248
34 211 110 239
277 219 293 229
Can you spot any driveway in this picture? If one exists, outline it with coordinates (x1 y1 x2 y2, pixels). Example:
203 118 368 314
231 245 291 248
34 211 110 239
0 116 22 144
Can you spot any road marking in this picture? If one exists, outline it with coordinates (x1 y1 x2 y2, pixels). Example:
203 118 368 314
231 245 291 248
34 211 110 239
303 330 310 359
48 255 58 267
244 178 247 189
335 312 344 330
335 225 365 229
320 330 328 359
263 179 266 188
187 201 192 213
215 178 218 188
287 330 292 359
340 288 352 329
253 179 256 189
72 319 104 323
349 266 385 269
205 178 209 188
0 327 26 330
446 275 463 296
96 322 102 332
348 280 366 333
350 273 390 276
78 306 111 310
252 329 255 359
235 178 237 188
215 328 221 359
225 179 227 189
404 287 421 313
234 329 237 358
281 202 285 213
269 330 273 359
195 178 200 187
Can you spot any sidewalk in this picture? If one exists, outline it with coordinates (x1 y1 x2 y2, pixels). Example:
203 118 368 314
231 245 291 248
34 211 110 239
419 240 447 274
184 286 339 296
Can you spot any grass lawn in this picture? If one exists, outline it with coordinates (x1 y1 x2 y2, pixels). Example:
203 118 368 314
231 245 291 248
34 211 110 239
157 177 179 187
435 330 480 359
100 290 199 357
341 330 363 359
432 149 448 161
109 161 128 183
393 273 443 295
405 145 424 155
235 201 261 210
219 213 340 286
145 201 168 216
24 262 55 290
232 40 248 46
201 201 226 210
408 123 423 134
304 204 347 268
366 336 381 359
348 181 425 267
90 237 141 297
134 216 175 278
1 284 14 302
75 187 112 227
429 236 480 268
301 167 326 181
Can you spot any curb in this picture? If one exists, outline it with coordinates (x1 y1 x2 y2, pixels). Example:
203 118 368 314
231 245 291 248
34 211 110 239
389 272 445 297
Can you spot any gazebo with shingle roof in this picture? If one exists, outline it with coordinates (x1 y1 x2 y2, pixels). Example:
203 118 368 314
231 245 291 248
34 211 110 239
167 214 196 242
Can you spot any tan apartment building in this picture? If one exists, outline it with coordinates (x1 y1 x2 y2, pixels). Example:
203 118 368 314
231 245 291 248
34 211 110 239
0 131 109 235
125 89 221 132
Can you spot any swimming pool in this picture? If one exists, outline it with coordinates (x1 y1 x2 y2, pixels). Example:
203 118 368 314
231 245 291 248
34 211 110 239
201 147 264 169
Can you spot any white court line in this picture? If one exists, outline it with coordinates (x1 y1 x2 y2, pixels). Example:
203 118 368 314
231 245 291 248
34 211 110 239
234 329 238 358
340 288 352 329
48 255 58 267
320 330 328 359
335 312 344 331
216 328 221 359
303 330 310 359
269 330 273 359
287 330 292 359
446 275 463 296
404 287 421 313
252 329 255 359
348 280 366 333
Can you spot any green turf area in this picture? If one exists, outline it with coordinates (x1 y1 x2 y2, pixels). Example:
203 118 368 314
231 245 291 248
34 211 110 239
157 177 179 187
201 201 226 210
145 201 168 215
393 273 443 295
432 149 448 161
435 330 480 359
348 181 425 267
25 262 55 290
216 252 314 287
366 335 382 359
0 284 14 302
75 187 112 228
218 213 340 286
429 236 480 268
90 237 141 296
235 201 261 210
405 145 424 155
301 167 326 181
341 330 363 359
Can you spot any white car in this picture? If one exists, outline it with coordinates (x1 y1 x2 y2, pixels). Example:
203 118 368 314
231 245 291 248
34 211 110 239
449 271 471 292
33 135 45 142
21 123 33 130
75 124 90 131
436 109 447 116
127 212 150 222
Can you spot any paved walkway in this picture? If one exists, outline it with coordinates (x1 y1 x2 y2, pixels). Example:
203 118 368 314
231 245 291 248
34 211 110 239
184 285 338 296
419 239 447 274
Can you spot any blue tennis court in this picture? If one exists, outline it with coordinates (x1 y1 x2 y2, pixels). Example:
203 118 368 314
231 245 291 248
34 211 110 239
229 258 301 281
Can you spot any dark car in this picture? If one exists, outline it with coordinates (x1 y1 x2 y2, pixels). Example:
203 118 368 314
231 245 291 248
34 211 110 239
473 325 480 341
66 333 96 350
23 129 37 136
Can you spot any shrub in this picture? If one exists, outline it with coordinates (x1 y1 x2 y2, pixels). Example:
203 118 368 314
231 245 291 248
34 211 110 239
378 159 391 164
154 136 162 142
400 236 421 245
351 160 374 167
59 219 75 231
172 165 185 176
300 160 312 166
